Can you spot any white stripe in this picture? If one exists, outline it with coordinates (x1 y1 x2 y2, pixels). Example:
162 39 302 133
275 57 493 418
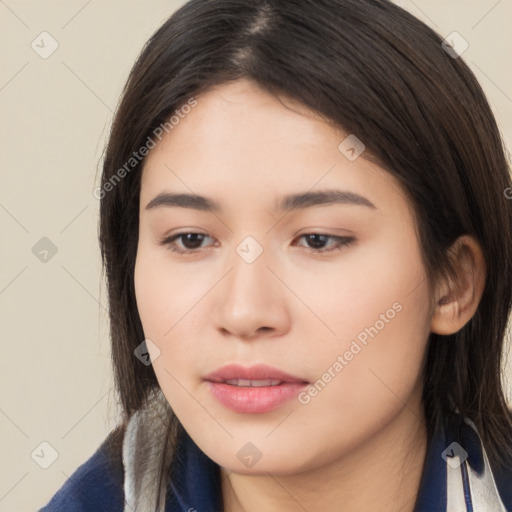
464 419 507 512
446 455 468 512
122 388 171 512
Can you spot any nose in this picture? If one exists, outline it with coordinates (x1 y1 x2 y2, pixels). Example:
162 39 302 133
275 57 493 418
214 246 291 341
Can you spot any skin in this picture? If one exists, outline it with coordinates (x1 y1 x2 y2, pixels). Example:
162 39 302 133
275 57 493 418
134 78 486 511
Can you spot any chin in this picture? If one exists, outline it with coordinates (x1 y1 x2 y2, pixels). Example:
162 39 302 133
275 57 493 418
208 444 318 477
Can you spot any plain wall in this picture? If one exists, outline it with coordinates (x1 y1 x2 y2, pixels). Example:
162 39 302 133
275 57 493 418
0 1 511 510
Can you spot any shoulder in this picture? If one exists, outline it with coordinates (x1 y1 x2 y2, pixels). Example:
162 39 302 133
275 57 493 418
38 424 126 512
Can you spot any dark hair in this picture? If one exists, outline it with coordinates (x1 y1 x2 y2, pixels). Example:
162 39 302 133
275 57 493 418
99 0 512 483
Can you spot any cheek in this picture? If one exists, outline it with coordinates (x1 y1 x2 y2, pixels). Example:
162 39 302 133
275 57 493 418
287 223 430 351
296 230 432 428
134 242 202 337
300 297 430 459
133 243 215 388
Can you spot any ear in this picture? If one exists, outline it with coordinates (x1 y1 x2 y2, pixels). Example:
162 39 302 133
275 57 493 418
430 235 486 335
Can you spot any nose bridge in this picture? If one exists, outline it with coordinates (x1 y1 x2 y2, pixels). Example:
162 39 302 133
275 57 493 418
214 233 289 338
227 234 273 303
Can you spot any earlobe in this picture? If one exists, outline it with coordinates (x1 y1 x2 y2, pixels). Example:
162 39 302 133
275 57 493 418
430 235 486 336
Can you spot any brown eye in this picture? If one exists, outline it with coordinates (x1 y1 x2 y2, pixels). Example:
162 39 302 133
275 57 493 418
295 234 354 252
160 232 213 254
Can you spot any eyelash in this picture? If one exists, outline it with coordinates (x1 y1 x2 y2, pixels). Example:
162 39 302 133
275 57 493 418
159 232 354 255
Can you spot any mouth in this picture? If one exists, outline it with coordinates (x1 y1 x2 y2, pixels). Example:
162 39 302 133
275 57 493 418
204 364 309 414
223 378 283 387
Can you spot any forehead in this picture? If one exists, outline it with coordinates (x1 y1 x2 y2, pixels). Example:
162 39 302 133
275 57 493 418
144 78 344 167
139 79 408 216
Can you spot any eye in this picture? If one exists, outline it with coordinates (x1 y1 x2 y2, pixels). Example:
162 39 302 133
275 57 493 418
160 231 354 255
160 232 214 254
294 233 354 253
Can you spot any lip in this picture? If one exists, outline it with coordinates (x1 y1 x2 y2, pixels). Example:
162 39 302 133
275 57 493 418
204 364 309 414
204 363 307 383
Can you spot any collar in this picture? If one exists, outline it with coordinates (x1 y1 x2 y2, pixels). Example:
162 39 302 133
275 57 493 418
415 414 510 511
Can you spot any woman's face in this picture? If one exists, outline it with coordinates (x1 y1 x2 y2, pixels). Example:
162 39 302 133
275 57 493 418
134 78 433 474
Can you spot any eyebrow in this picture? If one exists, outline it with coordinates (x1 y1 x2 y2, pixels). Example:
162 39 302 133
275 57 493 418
145 189 376 212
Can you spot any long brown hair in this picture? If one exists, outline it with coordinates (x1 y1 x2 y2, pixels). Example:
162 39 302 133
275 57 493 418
98 0 512 484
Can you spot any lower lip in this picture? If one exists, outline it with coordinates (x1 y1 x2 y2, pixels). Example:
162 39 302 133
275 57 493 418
206 381 308 413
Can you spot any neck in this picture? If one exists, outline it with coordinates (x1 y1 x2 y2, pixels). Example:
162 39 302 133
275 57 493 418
221 401 427 512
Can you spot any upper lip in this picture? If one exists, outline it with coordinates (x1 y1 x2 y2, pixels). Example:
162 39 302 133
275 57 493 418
204 364 309 383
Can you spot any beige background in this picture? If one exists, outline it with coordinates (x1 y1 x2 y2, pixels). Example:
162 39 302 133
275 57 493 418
0 1 511 510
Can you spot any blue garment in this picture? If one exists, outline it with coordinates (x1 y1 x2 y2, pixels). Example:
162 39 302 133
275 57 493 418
38 414 512 511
